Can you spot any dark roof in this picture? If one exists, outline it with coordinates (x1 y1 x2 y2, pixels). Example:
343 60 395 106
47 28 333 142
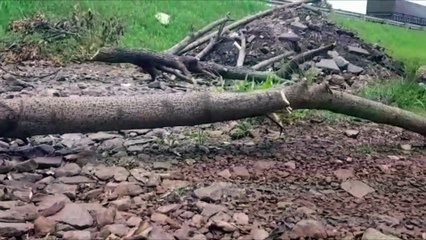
394 0 426 18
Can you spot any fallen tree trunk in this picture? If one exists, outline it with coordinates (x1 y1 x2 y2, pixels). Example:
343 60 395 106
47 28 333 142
91 47 284 82
0 81 425 138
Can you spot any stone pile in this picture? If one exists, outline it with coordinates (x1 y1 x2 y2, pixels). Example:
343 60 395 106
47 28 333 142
189 5 405 89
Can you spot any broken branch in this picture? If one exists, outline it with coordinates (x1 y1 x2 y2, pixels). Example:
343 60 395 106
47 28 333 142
196 19 227 60
165 13 231 55
276 43 336 79
251 51 295 70
236 31 246 67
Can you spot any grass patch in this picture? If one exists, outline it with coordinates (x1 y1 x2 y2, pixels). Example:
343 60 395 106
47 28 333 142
0 0 265 61
331 14 426 78
358 79 426 115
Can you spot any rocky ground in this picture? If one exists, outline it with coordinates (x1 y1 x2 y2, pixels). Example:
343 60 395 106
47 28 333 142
0 3 425 240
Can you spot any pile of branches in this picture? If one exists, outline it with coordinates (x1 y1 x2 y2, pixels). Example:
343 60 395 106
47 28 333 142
90 1 321 85
1 4 124 62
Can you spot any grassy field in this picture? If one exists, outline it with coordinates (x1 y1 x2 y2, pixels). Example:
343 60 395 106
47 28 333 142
0 0 265 51
328 15 426 116
332 15 426 78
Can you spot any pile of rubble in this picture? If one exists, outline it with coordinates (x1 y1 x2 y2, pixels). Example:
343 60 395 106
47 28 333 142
188 5 405 89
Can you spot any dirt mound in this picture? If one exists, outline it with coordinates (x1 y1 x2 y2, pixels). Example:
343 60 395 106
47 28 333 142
188 5 404 89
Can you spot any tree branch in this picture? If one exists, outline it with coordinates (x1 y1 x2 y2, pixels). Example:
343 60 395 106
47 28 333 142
251 51 295 70
276 43 336 79
165 13 231 55
196 19 228 60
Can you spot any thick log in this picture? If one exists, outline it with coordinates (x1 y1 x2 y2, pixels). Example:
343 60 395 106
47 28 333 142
0 82 425 138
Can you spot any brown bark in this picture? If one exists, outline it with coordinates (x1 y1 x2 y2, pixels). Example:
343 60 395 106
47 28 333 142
276 43 336 79
0 81 425 138
165 14 231 55
177 0 309 55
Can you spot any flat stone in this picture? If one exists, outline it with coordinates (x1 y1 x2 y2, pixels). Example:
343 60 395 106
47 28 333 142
0 201 22 210
57 176 96 184
327 50 339 58
0 222 34 237
96 207 116 227
109 196 132 211
113 167 129 182
55 163 81 177
153 161 172 170
0 204 39 222
347 63 364 74
33 156 62 168
348 46 370 55
284 161 297 170
112 182 144 197
233 212 249 225
151 212 170 224
34 216 56 235
250 227 269 240
157 204 180 214
362 228 401 240
93 165 115 181
101 223 129 237
253 160 276 170
316 59 340 72
146 173 161 187
334 168 354 181
82 188 103 200
98 138 125 152
62 230 92 240
148 226 175 240
341 180 375 198
193 182 239 202
35 194 72 209
45 183 78 199
231 166 250 177
217 169 231 178
209 221 237 232
130 168 150 182
14 159 38 172
291 21 308 30
333 56 349 68
48 203 93 228
196 202 228 217
291 219 327 239
10 172 43 182
278 32 300 42
344 130 359 138
126 216 142 227
88 132 121 141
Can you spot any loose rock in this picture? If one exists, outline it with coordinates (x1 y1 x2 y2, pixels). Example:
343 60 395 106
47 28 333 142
341 180 375 198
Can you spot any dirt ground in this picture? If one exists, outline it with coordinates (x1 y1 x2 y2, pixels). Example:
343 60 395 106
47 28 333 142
0 61 424 240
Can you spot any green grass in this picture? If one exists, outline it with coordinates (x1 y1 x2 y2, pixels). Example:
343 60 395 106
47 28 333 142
331 14 426 78
0 0 266 52
358 79 426 115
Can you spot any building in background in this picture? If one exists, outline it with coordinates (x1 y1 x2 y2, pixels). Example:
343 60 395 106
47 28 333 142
366 0 426 26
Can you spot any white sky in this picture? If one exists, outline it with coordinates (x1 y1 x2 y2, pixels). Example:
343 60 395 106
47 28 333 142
327 0 426 14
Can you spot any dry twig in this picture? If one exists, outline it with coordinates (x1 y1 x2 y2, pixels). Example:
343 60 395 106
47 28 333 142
236 30 247 67
251 51 295 70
